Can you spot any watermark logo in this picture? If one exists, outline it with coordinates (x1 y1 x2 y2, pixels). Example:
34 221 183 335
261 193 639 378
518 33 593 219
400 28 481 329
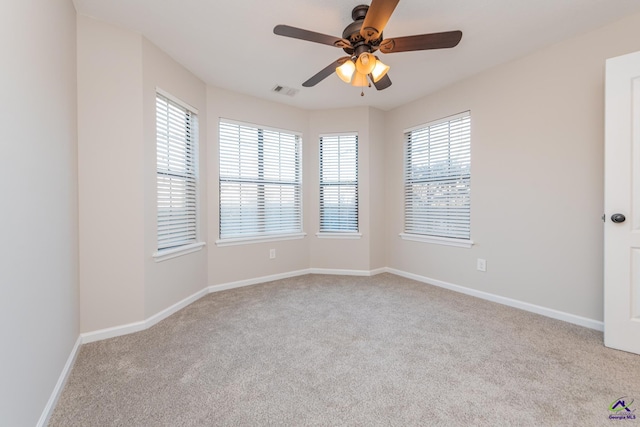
609 397 637 420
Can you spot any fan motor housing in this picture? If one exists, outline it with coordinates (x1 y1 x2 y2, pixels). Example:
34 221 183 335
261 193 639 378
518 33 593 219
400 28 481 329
342 5 382 55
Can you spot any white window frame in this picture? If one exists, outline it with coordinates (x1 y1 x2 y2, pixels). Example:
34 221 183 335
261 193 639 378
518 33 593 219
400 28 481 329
401 111 473 248
217 119 305 246
317 132 361 238
153 89 205 262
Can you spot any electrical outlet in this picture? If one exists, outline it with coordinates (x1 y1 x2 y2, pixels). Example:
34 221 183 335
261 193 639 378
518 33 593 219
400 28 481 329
477 258 487 272
269 249 276 259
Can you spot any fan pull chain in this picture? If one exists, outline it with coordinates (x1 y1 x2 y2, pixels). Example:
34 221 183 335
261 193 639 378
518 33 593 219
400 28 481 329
361 81 372 97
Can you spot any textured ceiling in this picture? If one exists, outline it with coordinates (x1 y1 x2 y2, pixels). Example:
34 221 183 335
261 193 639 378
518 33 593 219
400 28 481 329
73 0 640 111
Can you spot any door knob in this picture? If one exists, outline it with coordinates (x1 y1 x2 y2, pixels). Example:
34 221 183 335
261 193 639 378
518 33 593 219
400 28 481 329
611 213 626 223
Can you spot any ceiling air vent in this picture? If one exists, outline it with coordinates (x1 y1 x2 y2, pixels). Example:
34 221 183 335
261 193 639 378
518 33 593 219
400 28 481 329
272 85 299 97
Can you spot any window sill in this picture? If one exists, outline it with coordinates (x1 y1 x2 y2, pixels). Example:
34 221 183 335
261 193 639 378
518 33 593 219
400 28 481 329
152 242 206 262
216 232 307 247
399 233 474 248
316 232 362 239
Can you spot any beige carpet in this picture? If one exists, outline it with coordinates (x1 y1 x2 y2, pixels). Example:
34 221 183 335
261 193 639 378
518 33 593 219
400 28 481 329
50 273 640 426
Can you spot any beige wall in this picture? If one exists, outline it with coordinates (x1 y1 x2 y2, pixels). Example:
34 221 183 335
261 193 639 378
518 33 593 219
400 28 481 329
71 10 640 335
1 0 79 425
368 107 387 270
384 12 640 322
308 108 371 270
75 10 640 332
78 16 212 331
77 16 145 332
142 39 208 318
306 107 386 271
207 87 310 285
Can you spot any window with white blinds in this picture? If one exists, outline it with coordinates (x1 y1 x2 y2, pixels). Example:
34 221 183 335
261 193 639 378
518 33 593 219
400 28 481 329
404 112 471 242
319 134 358 233
219 120 302 241
156 92 199 251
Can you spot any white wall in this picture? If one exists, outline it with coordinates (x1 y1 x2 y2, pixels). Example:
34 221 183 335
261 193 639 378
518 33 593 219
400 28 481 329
0 0 79 425
384 12 640 322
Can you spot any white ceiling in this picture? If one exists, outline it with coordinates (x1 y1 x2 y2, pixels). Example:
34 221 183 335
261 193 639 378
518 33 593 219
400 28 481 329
73 0 640 111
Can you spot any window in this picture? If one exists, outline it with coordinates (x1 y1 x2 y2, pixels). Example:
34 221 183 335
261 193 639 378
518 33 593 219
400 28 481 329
218 120 303 243
402 111 471 247
319 133 359 234
155 91 200 254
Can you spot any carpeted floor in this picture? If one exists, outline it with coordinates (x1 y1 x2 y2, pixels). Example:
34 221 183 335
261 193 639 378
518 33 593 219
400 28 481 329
49 273 640 426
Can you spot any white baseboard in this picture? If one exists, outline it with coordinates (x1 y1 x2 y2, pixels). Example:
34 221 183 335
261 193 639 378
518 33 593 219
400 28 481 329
37 335 82 427
369 267 387 276
44 266 602 427
386 268 604 331
80 268 384 344
81 270 313 344
208 269 312 293
80 320 147 344
80 266 604 344
146 287 209 330
81 287 209 344
308 268 383 276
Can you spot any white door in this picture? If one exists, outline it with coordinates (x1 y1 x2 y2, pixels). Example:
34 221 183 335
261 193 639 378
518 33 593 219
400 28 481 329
604 50 640 354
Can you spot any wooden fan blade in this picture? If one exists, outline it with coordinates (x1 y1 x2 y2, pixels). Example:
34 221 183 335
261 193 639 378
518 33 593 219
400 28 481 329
303 57 351 87
372 73 392 90
360 0 400 42
379 30 462 53
274 25 351 49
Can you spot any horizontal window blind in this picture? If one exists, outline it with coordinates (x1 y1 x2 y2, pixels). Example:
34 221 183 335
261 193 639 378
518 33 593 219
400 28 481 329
405 112 471 240
219 120 302 239
156 93 199 250
320 134 358 232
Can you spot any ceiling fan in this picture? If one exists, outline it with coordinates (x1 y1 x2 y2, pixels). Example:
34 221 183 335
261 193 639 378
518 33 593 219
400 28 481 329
273 0 462 94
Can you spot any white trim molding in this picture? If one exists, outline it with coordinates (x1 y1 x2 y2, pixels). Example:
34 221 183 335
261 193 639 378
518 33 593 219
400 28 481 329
79 268 388 343
208 269 311 293
81 269 312 343
37 336 82 427
216 232 307 247
309 268 381 276
81 286 210 344
156 87 198 114
385 268 603 331
315 232 362 239
152 242 206 262
399 233 474 248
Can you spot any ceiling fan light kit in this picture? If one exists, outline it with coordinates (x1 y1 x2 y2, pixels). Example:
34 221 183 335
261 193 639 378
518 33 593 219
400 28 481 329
336 53 388 85
370 56 390 82
356 52 376 75
351 71 370 87
273 0 462 96
336 60 356 83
